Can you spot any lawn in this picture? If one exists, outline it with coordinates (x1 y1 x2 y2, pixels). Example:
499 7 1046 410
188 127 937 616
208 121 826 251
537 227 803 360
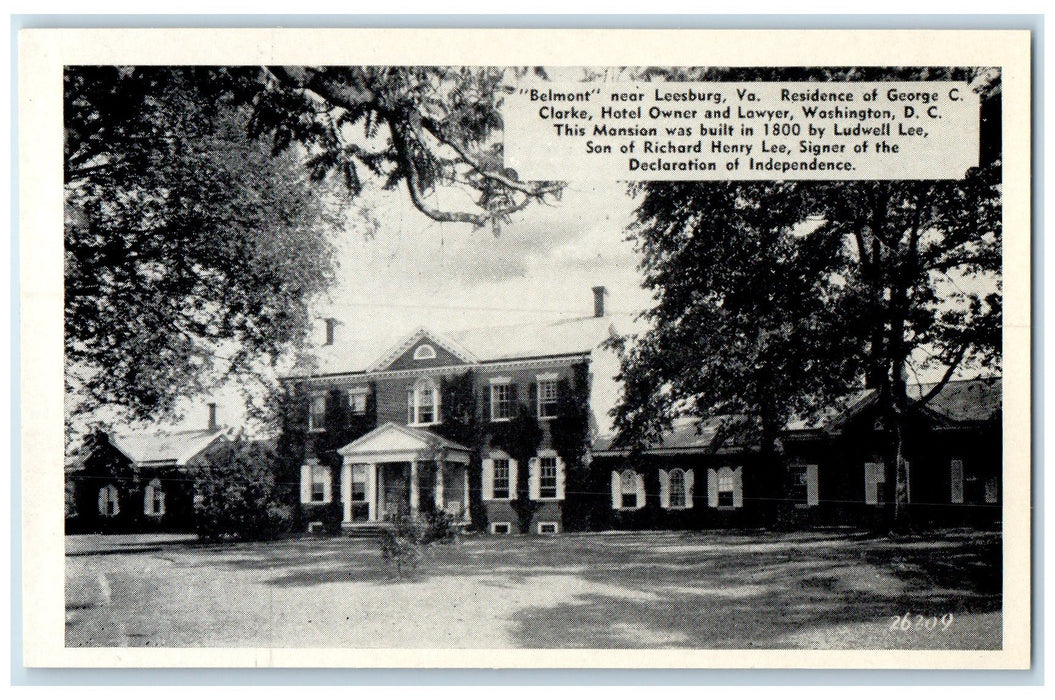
65 528 1002 649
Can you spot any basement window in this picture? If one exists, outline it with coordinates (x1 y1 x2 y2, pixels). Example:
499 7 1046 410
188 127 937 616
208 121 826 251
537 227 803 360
537 522 559 535
490 522 511 535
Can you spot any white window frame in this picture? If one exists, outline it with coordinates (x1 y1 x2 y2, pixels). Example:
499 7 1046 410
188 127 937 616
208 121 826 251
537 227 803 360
538 456 559 500
537 374 559 420
617 469 643 510
308 393 327 432
537 522 559 535
489 378 514 421
490 522 512 535
348 388 369 416
492 458 512 500
98 484 120 517
408 376 441 426
144 478 166 516
301 460 332 504
413 344 437 361
669 468 689 508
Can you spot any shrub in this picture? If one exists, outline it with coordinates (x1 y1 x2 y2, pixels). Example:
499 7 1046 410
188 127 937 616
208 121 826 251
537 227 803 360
193 439 294 542
379 510 462 579
379 515 426 579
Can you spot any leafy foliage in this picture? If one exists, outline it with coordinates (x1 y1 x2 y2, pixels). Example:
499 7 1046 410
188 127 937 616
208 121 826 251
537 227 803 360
64 65 563 422
379 511 460 579
612 67 1002 531
437 371 487 527
488 402 544 533
193 439 294 542
549 364 597 531
65 67 340 421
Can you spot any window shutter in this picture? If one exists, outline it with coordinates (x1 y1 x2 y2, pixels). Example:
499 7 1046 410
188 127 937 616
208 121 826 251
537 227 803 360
300 463 312 504
864 462 879 505
482 386 491 422
685 469 695 509
707 468 719 508
482 458 495 500
635 473 646 508
806 464 820 506
611 471 622 509
984 476 998 503
555 457 566 500
98 487 107 516
407 389 414 424
731 467 742 508
659 469 670 509
508 459 519 501
322 465 333 503
434 386 442 423
143 483 152 515
950 459 964 504
510 382 519 406
905 460 911 503
528 458 541 500
530 382 538 416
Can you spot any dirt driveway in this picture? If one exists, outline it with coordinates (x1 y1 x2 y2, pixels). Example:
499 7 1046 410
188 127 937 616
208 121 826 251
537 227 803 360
65 529 1001 649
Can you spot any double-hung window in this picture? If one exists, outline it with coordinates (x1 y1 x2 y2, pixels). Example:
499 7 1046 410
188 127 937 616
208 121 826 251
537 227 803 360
537 378 559 419
491 380 514 421
539 457 559 499
621 470 638 509
311 464 328 503
408 377 440 425
492 459 511 499
144 478 165 516
669 469 688 508
348 389 368 416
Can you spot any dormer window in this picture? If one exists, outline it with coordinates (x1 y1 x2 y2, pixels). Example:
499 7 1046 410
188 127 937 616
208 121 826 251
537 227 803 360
413 344 437 361
408 376 441 425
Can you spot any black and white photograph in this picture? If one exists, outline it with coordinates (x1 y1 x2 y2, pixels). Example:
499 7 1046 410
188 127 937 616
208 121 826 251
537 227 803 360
19 28 1032 668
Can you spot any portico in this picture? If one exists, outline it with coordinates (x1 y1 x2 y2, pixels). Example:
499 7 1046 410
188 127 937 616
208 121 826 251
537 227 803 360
336 422 473 527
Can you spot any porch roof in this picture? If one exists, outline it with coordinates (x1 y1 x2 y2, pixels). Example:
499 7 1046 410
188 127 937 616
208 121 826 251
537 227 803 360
337 422 473 464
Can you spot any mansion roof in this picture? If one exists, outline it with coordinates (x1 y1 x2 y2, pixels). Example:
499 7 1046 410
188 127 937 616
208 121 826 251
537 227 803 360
292 314 620 379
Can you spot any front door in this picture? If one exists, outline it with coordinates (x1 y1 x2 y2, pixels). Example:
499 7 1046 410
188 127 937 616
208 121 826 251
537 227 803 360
380 462 410 520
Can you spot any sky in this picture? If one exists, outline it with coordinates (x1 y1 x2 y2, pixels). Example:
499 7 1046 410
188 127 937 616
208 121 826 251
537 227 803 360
133 176 654 436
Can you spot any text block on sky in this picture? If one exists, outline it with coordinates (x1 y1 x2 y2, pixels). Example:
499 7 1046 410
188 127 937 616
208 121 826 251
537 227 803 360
502 82 980 181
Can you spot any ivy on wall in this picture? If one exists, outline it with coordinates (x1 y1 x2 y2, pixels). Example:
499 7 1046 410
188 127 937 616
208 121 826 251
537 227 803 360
549 363 596 531
437 371 486 527
488 402 544 534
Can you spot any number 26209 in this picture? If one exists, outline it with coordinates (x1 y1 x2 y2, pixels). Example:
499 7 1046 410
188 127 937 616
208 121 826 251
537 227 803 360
889 613 954 631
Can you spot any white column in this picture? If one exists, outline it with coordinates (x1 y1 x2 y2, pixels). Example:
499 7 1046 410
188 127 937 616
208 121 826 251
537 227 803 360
462 465 470 523
341 461 352 523
367 463 377 522
409 460 420 517
435 460 445 510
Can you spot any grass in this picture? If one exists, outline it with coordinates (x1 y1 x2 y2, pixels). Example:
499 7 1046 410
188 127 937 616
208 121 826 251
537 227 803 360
64 528 1001 649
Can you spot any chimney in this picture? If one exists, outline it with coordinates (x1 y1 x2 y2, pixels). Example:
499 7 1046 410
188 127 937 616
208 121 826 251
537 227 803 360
207 402 218 432
323 317 338 346
592 286 608 318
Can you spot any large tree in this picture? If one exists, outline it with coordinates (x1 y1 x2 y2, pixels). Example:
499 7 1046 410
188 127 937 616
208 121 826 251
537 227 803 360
65 67 340 421
613 68 1002 530
64 66 563 422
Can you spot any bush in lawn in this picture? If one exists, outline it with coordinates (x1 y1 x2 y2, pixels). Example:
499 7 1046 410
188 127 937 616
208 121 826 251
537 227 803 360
422 509 460 545
379 515 425 579
193 439 294 542
379 511 461 579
